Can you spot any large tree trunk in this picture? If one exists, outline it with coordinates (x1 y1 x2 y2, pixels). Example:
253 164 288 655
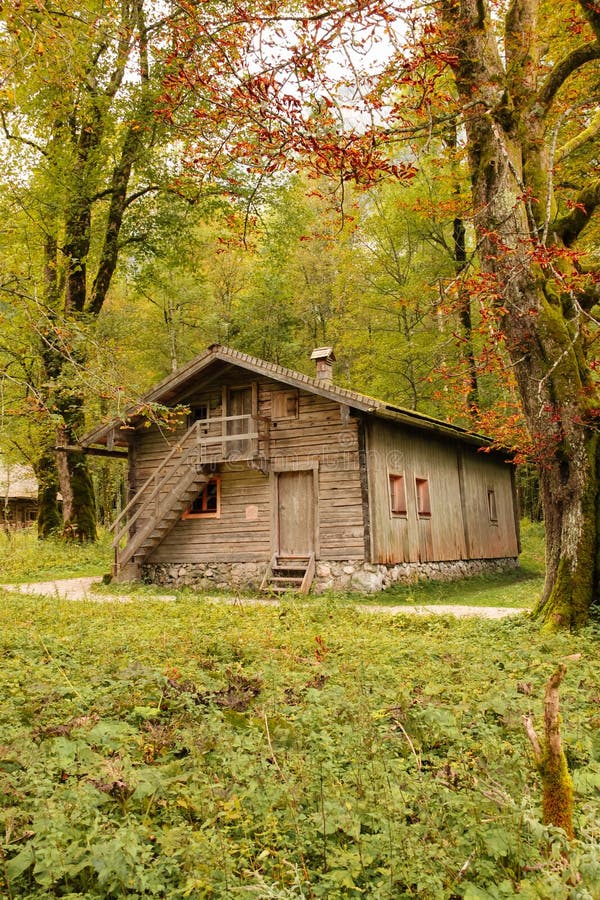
440 0 600 626
24 0 151 543
34 440 62 538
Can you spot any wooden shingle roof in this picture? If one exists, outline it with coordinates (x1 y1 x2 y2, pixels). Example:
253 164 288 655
82 344 492 448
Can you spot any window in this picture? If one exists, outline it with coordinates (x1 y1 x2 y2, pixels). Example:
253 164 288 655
415 477 431 518
272 390 299 420
182 477 221 519
389 474 407 516
188 404 209 434
487 488 498 524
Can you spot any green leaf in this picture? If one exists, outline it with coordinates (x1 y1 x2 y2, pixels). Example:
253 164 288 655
6 845 35 881
464 885 499 900
483 827 512 859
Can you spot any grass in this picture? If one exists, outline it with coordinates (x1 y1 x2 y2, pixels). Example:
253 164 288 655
0 527 113 583
0 590 598 898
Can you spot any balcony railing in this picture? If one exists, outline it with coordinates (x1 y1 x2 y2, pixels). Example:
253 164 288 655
189 413 269 463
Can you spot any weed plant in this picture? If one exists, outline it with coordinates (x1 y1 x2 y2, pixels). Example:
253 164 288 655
0 590 598 898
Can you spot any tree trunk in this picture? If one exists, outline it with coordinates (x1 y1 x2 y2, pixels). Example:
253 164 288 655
440 0 600 626
452 216 478 414
34 441 62 539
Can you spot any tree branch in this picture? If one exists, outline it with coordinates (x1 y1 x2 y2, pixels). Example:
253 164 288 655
551 177 600 246
557 108 600 162
123 185 161 209
505 0 539 112
522 714 542 764
579 0 600 41
0 111 48 157
536 41 600 116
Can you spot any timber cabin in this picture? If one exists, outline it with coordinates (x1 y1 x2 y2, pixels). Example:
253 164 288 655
0 462 38 528
82 345 520 594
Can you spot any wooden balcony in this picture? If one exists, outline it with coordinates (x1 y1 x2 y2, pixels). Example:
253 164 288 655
188 413 270 465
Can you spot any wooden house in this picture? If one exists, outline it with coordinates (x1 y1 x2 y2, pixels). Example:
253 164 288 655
82 345 520 593
0 462 38 528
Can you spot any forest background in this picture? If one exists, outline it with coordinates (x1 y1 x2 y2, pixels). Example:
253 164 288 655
0 0 599 627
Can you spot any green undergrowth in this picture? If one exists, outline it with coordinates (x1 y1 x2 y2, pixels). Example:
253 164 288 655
1 591 598 898
0 527 113 583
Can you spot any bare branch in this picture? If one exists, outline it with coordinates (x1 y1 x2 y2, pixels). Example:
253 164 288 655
522 714 543 764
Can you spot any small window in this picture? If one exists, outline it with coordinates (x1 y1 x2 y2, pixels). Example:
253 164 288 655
188 404 209 433
389 474 407 516
272 390 298 420
415 477 431 518
182 477 221 519
487 488 498 524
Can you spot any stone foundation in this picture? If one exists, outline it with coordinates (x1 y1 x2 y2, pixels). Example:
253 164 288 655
143 557 519 594
143 561 265 592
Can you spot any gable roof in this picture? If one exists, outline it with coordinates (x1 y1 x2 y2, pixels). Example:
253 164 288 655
82 344 493 449
0 463 38 501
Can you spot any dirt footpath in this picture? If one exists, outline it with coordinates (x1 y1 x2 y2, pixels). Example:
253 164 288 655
1 577 527 619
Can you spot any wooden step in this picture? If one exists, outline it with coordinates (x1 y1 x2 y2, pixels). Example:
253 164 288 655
115 466 210 573
260 552 315 595
270 577 304 585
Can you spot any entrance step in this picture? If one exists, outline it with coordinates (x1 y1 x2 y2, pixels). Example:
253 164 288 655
260 554 315 595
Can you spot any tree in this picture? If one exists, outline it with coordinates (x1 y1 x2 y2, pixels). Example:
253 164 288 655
429 0 600 626
0 0 175 538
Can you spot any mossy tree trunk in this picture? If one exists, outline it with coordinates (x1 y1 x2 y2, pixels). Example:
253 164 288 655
440 0 600 627
33 440 62 539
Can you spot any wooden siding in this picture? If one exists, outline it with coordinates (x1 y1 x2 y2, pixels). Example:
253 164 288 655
458 449 519 559
138 371 365 564
365 419 517 563
149 467 271 563
1 498 37 527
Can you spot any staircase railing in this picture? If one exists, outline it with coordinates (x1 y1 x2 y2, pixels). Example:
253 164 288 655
111 414 264 571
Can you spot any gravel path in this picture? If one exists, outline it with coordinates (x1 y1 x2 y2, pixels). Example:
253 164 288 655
1 577 176 603
1 576 527 618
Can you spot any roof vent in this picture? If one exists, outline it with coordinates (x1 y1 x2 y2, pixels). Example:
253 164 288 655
310 347 336 386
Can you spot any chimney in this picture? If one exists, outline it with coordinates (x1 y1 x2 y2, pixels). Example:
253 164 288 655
310 347 336 386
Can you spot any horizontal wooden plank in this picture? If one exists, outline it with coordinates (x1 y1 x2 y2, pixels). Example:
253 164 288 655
149 551 271 564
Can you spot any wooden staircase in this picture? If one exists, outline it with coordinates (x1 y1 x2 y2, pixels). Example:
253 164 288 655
260 554 315 595
111 422 212 580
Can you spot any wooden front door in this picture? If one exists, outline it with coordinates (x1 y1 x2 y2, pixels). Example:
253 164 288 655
277 471 315 556
227 386 252 455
